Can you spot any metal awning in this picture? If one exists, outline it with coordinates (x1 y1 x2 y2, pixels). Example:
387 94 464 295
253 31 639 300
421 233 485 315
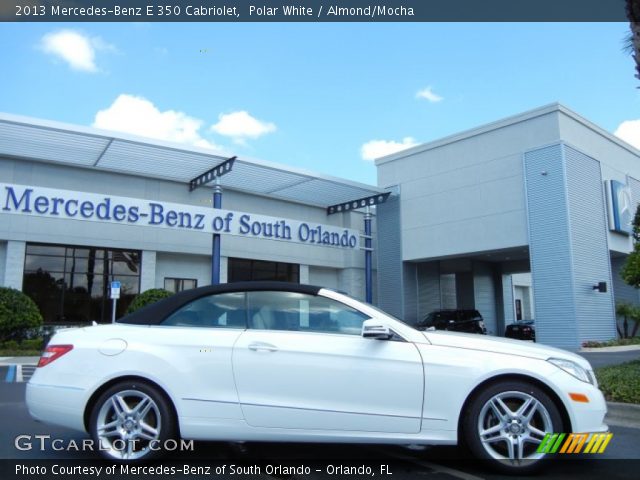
0 113 386 207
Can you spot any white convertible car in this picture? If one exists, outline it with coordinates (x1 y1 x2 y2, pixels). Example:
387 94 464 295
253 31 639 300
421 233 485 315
26 282 607 472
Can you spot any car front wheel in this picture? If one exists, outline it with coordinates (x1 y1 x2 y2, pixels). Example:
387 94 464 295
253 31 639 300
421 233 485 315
89 380 177 461
463 380 563 473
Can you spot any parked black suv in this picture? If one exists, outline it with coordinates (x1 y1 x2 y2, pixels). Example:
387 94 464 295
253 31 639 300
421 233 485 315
504 320 536 341
417 309 487 334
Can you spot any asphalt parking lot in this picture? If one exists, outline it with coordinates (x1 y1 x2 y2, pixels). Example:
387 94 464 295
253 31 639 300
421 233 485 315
1 365 639 480
578 348 640 369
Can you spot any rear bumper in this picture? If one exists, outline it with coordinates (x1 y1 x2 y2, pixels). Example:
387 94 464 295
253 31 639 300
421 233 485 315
26 381 87 432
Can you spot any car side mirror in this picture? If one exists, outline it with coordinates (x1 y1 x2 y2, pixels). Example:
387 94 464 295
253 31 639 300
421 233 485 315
362 319 393 340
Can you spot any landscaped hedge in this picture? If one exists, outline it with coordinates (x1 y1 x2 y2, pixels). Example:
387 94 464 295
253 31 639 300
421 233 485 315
0 287 43 342
596 360 640 404
126 289 173 314
583 337 640 348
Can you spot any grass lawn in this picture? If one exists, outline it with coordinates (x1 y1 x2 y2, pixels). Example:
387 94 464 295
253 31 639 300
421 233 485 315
582 337 640 348
595 359 640 404
0 349 41 357
0 338 43 357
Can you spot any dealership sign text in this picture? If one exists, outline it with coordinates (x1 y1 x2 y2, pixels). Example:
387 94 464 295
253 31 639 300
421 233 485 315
1 184 359 249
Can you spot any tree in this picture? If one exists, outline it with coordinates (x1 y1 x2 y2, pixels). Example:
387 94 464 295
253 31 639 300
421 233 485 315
616 302 635 338
621 203 640 287
621 241 640 288
626 0 640 85
620 203 640 337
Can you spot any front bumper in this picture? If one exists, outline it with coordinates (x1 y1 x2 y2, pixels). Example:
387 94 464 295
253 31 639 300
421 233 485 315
565 383 608 434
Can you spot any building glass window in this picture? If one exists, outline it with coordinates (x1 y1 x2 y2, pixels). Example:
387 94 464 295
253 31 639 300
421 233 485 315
228 258 299 283
22 243 141 324
164 278 197 293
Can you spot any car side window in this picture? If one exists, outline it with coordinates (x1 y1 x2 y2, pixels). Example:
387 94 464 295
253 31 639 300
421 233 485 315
161 292 246 328
247 291 370 335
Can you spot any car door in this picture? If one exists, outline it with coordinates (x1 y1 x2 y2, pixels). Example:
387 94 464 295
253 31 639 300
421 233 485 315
231 290 424 434
146 291 247 420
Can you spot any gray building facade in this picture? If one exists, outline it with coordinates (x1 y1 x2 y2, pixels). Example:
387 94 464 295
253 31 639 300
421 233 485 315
376 104 640 350
0 114 381 324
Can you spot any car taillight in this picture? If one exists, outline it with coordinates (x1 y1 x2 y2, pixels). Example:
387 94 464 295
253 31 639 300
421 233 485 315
37 345 73 368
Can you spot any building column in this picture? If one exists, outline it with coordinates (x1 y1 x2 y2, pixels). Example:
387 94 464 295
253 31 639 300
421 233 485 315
375 191 403 319
0 242 6 286
472 262 498 336
211 180 223 284
455 272 475 309
219 256 228 284
524 143 616 349
3 240 26 290
501 274 515 328
402 262 418 324
140 251 156 292
299 264 310 284
339 268 365 302
416 262 441 320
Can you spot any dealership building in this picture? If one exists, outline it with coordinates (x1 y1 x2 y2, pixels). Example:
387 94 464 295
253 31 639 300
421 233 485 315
1 103 639 350
0 112 382 325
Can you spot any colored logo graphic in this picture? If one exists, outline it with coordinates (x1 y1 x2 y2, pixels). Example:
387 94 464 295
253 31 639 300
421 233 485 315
609 180 633 235
537 433 613 454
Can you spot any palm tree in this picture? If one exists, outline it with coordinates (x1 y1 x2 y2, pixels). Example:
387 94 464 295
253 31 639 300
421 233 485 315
627 0 640 85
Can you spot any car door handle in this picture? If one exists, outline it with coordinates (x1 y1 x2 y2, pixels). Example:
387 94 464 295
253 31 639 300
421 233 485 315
248 342 278 352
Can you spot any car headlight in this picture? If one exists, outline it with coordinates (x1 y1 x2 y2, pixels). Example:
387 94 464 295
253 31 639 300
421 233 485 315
548 358 594 385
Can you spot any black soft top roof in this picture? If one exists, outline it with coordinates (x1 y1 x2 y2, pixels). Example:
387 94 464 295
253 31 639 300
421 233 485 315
117 281 322 325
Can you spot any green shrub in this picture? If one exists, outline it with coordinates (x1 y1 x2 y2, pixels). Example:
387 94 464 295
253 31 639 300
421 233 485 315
0 287 43 342
596 360 640 404
21 338 44 351
126 289 173 314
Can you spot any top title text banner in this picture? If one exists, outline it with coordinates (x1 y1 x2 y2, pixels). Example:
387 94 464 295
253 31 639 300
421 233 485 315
2 0 629 22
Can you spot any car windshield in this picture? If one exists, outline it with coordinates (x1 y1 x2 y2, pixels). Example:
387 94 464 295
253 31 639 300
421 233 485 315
323 288 416 329
355 301 413 327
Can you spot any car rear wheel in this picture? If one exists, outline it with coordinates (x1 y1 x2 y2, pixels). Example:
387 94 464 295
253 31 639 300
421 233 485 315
89 380 177 461
463 380 562 473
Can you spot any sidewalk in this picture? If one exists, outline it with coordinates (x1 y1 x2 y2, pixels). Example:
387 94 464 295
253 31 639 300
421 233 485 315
580 344 640 353
0 356 39 366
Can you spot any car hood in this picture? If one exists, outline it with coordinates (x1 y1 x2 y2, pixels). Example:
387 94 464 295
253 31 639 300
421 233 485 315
422 330 591 369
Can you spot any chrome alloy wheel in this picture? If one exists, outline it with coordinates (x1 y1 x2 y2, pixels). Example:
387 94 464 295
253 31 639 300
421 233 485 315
96 389 162 460
477 390 553 464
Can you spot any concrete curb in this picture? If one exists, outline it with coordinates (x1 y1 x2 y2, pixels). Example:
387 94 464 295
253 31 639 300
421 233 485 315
606 401 640 429
0 356 39 366
580 345 640 353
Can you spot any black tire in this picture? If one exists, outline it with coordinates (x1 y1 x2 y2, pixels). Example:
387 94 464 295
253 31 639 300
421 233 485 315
89 380 177 461
462 380 563 474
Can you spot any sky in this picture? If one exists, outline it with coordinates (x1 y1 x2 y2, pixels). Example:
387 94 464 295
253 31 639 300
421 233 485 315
1 22 639 186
